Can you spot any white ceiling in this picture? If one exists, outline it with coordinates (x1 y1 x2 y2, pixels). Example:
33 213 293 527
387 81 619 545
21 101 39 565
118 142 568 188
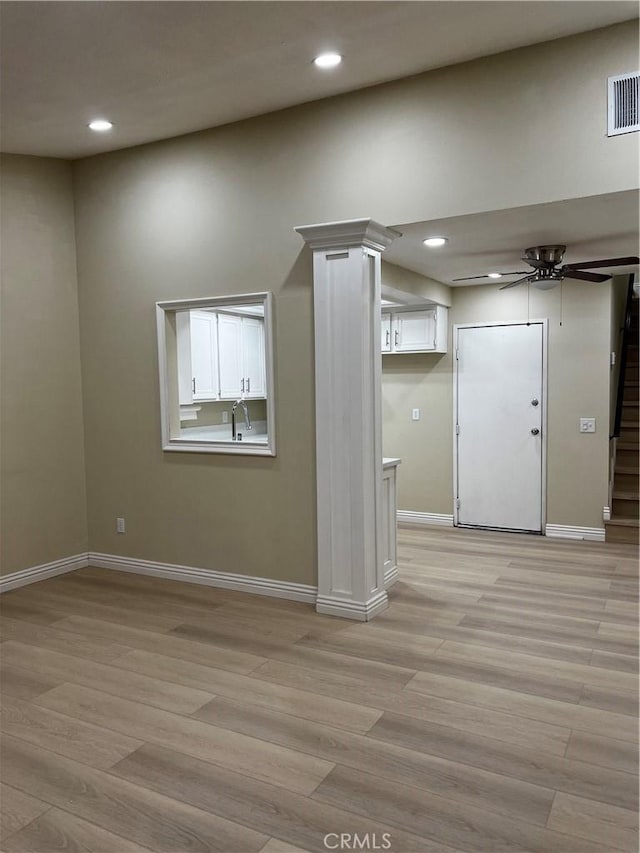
1 1 637 160
385 191 640 285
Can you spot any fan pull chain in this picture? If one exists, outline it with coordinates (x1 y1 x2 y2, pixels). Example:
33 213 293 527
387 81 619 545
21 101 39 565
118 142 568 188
527 282 531 325
559 278 563 326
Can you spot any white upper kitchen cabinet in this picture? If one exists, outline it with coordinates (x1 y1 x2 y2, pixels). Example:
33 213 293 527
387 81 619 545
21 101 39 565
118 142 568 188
383 305 448 354
218 312 266 399
381 313 392 352
176 309 219 403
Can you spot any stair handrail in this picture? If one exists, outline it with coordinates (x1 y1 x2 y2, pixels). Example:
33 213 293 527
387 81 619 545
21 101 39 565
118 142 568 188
611 273 637 440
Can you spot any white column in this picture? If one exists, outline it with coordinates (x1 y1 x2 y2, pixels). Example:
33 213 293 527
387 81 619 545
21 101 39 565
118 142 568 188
295 219 398 620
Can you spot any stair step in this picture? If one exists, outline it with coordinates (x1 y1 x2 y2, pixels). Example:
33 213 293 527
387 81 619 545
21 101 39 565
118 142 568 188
617 441 639 451
613 491 640 501
606 517 639 528
620 421 640 430
615 465 639 475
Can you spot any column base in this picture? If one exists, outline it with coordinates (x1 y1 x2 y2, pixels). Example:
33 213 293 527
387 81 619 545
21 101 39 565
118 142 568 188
316 589 389 621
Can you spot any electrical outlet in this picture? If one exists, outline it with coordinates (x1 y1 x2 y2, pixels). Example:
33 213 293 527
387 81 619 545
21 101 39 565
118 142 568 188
116 517 126 534
222 411 229 424
579 418 596 433
412 408 420 421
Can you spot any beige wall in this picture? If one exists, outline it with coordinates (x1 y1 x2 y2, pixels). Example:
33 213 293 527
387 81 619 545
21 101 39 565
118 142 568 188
383 280 613 529
1 155 88 574
1 22 630 583
382 262 453 307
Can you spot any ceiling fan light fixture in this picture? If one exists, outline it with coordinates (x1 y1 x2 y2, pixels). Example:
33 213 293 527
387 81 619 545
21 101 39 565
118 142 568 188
531 275 562 291
423 236 447 248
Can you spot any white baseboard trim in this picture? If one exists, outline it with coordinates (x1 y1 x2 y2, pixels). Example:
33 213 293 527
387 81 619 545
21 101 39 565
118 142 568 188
316 590 389 621
88 552 317 603
384 565 400 589
397 510 454 527
0 553 89 593
545 524 606 542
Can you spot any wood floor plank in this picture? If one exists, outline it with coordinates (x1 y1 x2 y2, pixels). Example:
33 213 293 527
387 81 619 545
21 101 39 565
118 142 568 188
194 695 556 826
1 643 214 715
3 808 154 853
0 599 64 627
0 693 142 770
260 839 311 853
407 669 638 741
458 613 634 655
0 785 50 842
35 683 334 796
579 683 638 716
0 665 59 702
546 792 638 851
312 765 612 853
589 649 639 673
112 741 463 853
1 735 268 853
368 711 638 812
434 638 638 693
50 615 266 674
0 617 131 664
113 648 382 734
295 628 444 671
251 660 571 755
12 587 187 633
171 623 417 687
564 731 639 775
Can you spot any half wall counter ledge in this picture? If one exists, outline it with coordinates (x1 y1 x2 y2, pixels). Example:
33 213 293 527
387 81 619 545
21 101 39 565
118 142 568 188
383 458 401 590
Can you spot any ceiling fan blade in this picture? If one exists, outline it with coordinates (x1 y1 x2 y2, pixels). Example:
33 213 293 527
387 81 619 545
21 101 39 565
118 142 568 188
563 256 640 270
562 269 610 283
499 275 531 291
452 271 529 281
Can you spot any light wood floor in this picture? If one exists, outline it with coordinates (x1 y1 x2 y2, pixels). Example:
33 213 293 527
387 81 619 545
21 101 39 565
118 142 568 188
1 526 638 853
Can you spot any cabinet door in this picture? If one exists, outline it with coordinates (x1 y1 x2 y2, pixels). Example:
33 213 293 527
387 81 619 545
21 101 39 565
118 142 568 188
242 317 266 398
218 312 243 399
190 311 219 400
393 310 436 352
381 314 392 352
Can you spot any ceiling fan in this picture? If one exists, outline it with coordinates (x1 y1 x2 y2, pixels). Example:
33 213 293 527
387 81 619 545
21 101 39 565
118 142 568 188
453 245 639 291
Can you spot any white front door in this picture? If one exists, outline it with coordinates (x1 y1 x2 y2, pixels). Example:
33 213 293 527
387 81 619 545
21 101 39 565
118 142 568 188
455 322 544 532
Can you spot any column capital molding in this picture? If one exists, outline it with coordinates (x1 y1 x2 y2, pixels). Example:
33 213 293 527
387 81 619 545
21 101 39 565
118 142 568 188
295 218 399 253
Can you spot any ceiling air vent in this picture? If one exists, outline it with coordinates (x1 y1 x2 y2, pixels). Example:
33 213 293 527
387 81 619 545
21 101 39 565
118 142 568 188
608 72 639 136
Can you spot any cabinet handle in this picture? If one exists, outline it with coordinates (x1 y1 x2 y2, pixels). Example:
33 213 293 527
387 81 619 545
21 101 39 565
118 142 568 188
247 377 250 393
386 330 390 346
241 378 245 393
192 378 196 393
394 330 399 346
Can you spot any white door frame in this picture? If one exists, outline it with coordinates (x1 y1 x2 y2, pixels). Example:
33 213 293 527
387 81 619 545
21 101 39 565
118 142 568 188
452 319 549 533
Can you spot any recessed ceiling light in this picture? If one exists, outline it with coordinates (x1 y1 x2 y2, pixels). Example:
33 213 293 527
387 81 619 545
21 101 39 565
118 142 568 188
423 237 447 248
88 119 113 132
313 52 342 69
488 272 502 279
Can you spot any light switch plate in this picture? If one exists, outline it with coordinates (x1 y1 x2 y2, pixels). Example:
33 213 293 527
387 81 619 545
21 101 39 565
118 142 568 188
579 418 596 433
412 408 420 421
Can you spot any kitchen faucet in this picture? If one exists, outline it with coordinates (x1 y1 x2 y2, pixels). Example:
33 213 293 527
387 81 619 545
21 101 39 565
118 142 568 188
231 399 252 440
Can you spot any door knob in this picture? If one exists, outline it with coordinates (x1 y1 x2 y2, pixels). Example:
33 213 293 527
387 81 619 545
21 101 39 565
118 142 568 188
531 428 540 436
531 399 539 407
